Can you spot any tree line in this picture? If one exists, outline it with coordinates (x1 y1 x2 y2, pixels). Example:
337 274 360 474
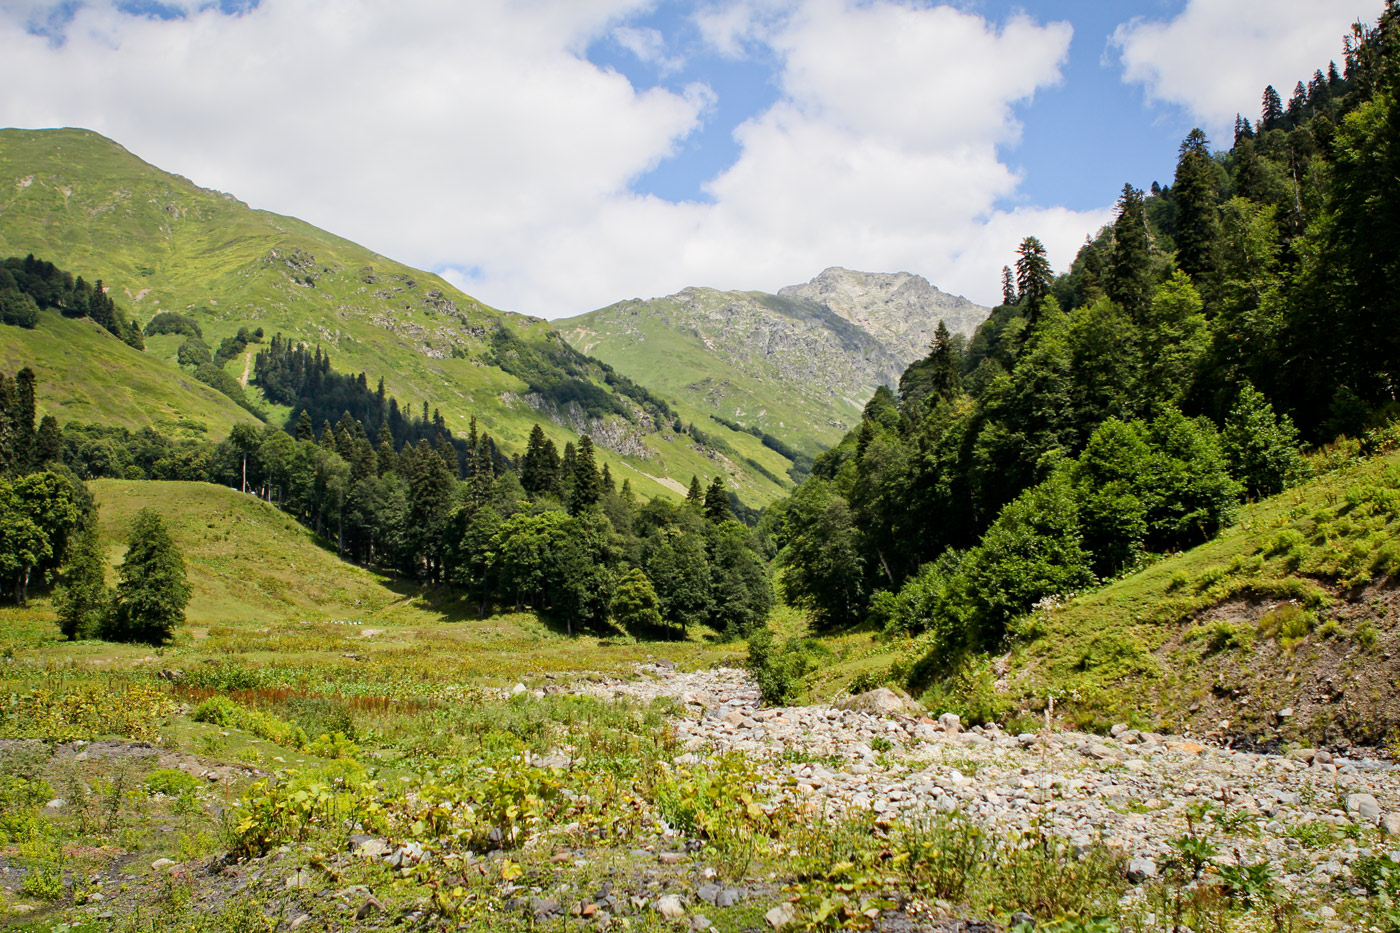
11 345 772 642
771 8 1400 678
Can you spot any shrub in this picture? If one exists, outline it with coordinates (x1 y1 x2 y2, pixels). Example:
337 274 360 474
146 768 202 798
746 625 828 706
280 696 357 742
1256 603 1312 644
192 697 307 750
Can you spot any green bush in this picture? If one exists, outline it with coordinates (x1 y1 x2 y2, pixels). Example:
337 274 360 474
145 768 202 797
746 626 829 706
192 697 307 750
279 696 357 742
1256 603 1312 644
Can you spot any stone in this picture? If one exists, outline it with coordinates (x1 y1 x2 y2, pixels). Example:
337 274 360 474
531 898 561 921
696 883 721 906
716 889 742 908
45 798 64 810
836 688 920 717
512 683 528 696
1287 748 1317 763
285 868 312 889
151 858 177 871
356 896 385 920
656 895 686 920
691 915 712 930
1347 793 1381 824
1127 858 1157 883
1110 723 1129 737
1381 814 1400 837
766 903 797 929
938 712 962 732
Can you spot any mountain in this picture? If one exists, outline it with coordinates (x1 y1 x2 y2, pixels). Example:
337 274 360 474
553 269 987 453
0 128 794 505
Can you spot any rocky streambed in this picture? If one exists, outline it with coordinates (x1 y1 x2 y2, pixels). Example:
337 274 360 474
576 663 1400 911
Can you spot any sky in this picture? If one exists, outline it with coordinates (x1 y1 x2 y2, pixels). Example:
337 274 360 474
0 0 1386 319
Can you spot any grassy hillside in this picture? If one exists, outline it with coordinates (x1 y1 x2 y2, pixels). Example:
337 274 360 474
0 128 793 506
0 310 259 437
806 445 1400 748
557 291 884 455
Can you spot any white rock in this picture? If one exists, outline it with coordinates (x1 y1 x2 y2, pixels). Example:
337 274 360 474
765 904 796 929
656 895 686 920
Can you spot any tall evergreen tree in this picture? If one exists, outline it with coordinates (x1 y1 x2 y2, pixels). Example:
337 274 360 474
1107 183 1153 320
703 477 731 523
1015 237 1052 320
1173 129 1222 283
1262 84 1284 129
1000 265 1017 306
106 507 189 645
55 516 109 640
570 435 601 514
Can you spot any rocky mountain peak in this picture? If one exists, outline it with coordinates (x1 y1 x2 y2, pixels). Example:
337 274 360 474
777 267 986 365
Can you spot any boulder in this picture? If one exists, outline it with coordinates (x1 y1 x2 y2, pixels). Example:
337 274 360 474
836 688 921 717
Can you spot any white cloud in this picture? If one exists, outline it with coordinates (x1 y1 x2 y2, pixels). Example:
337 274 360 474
612 24 686 74
1114 0 1387 132
1 0 1109 317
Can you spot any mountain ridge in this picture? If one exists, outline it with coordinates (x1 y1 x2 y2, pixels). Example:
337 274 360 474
0 126 797 505
554 268 988 452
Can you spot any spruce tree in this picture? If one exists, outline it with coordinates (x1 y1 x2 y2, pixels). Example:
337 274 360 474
1107 184 1152 320
1015 236 1052 320
107 507 189 645
55 517 109 640
1000 266 1017 306
1172 129 1221 283
570 436 601 514
686 475 703 504
703 477 731 522
1261 85 1284 130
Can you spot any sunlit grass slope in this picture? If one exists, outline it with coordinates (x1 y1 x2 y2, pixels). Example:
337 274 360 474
0 128 792 506
0 310 259 437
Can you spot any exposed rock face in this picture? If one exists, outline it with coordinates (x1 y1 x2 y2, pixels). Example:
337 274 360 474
555 269 988 451
778 267 987 361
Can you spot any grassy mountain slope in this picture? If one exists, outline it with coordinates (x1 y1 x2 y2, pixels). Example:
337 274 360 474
556 275 987 455
0 128 792 505
90 479 411 626
0 310 259 437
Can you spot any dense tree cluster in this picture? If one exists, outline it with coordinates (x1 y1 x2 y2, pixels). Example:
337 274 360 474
53 335 775 639
0 255 144 348
768 7 1400 666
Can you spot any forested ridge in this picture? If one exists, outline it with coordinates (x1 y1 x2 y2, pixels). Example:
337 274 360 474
772 7 1400 675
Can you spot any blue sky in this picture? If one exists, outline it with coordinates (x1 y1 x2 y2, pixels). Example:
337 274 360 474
0 0 1384 316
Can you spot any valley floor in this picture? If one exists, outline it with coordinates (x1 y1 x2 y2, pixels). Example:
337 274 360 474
4 655 1398 933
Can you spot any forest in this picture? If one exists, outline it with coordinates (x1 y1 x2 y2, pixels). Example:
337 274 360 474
770 7 1400 682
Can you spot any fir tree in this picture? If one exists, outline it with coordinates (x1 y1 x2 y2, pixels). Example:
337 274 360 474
1261 84 1284 129
1000 265 1017 306
55 516 109 640
570 436 601 515
106 507 189 645
703 477 731 522
1015 236 1053 320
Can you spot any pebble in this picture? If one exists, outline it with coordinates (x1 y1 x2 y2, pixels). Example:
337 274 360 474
575 664 1400 906
656 895 686 920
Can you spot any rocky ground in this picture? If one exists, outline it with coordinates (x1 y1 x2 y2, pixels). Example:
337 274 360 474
578 662 1400 918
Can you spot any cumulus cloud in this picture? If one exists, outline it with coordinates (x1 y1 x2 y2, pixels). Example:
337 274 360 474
1114 0 1386 132
1 0 1109 316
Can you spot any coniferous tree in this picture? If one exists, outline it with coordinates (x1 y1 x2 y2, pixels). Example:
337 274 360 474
1262 84 1284 129
686 475 703 504
1107 184 1152 321
1173 129 1222 283
106 507 189 645
1015 236 1052 320
570 436 601 514
55 516 109 640
1000 266 1017 306
703 477 731 522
